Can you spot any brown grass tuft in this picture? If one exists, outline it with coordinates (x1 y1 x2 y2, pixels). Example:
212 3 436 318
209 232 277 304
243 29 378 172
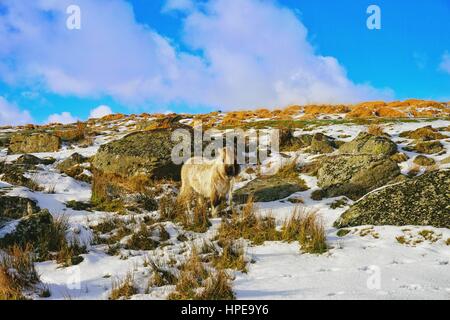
109 271 138 300
280 208 328 254
0 245 40 300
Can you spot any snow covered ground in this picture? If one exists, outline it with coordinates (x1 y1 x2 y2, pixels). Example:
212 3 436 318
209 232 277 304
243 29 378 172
1 118 449 300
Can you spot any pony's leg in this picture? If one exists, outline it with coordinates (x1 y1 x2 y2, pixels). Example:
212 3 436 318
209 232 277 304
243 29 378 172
210 193 220 218
227 179 235 208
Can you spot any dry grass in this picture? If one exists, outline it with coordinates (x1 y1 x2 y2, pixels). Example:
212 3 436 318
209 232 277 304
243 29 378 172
160 193 211 233
216 197 280 246
212 241 247 272
367 124 386 136
280 208 328 254
148 261 178 288
0 245 40 300
196 270 235 300
109 271 138 300
168 250 209 300
125 224 159 251
168 250 235 300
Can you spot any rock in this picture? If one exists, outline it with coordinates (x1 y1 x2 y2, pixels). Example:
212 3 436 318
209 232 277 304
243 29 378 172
8 132 61 154
0 210 53 249
399 125 447 141
390 152 409 163
233 175 308 204
317 154 401 200
339 132 397 156
57 153 91 183
441 156 450 165
15 154 55 167
279 131 337 154
279 130 313 151
403 141 444 154
309 133 337 154
0 166 41 190
92 126 193 204
57 153 88 171
0 133 11 148
413 155 436 167
0 196 40 220
334 170 450 228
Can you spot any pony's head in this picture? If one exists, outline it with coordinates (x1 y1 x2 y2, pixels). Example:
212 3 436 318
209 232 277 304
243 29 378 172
218 147 241 177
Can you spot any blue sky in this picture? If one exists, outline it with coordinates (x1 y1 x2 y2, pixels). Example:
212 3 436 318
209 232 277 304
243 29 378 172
0 0 449 125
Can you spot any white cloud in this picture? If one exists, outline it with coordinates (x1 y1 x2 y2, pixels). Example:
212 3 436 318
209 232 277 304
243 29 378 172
89 105 113 119
47 112 77 124
439 52 450 74
0 0 392 110
0 96 33 126
162 0 195 12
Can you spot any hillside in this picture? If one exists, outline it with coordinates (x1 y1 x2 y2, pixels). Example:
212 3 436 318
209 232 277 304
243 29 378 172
0 99 449 300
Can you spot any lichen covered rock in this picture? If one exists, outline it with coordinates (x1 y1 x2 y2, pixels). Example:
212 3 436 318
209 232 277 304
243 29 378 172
335 170 450 228
0 196 40 220
339 132 397 156
0 209 53 248
8 132 61 154
317 154 401 200
57 153 91 183
92 126 192 204
399 125 447 141
413 155 436 167
403 141 444 155
233 174 308 204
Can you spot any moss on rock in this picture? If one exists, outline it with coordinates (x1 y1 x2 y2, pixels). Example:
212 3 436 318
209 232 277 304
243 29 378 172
8 133 61 154
334 170 450 228
317 154 400 200
339 132 397 156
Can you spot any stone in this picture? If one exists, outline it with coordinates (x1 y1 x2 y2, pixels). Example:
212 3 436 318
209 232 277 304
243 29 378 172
403 141 444 154
334 170 450 228
399 125 447 141
317 154 401 200
8 132 61 154
413 155 436 167
233 175 308 204
339 132 397 156
0 196 40 220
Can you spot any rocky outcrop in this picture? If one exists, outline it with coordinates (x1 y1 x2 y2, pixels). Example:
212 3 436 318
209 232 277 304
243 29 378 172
92 125 193 204
413 155 436 166
8 132 61 154
338 132 397 156
335 170 450 228
403 141 444 154
399 125 447 141
316 154 401 200
14 154 55 168
57 153 91 183
233 174 308 204
0 209 53 249
280 130 337 154
0 196 40 220
309 133 338 154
